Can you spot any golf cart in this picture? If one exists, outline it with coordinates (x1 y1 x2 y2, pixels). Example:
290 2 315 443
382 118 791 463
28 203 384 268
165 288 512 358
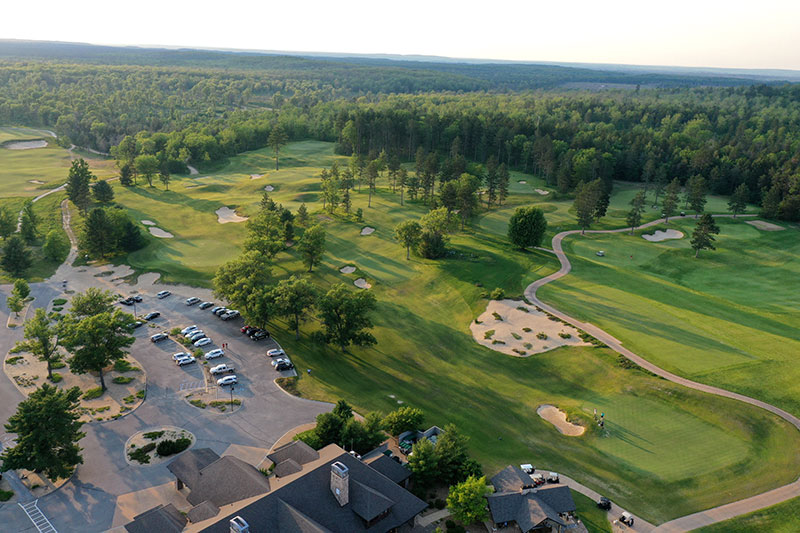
596 250 605 257
520 464 534 474
547 472 560 484
531 473 545 486
620 511 634 526
597 496 611 510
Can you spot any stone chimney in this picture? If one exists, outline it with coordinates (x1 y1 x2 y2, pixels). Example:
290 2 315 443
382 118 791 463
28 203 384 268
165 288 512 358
330 461 350 507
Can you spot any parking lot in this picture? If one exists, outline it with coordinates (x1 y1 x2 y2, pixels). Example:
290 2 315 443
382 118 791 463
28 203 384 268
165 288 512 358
123 291 298 403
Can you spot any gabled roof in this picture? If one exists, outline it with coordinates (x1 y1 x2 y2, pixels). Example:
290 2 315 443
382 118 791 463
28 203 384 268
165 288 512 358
487 491 565 532
486 492 523 523
275 458 303 477
187 501 220 523
267 440 320 466
364 455 411 485
350 479 395 522
125 503 187 533
277 499 333 533
167 448 221 487
491 465 534 493
534 484 576 514
187 456 271 507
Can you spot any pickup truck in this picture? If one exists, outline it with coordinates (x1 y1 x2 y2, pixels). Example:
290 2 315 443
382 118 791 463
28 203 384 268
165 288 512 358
210 363 235 375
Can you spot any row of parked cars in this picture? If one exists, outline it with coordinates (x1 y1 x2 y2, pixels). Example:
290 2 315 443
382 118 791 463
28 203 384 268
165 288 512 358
185 297 241 321
175 325 239 386
241 325 270 341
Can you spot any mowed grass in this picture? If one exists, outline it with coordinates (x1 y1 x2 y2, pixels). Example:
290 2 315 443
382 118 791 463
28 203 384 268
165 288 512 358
536 218 800 416
0 126 117 198
694 495 800 533
73 141 800 522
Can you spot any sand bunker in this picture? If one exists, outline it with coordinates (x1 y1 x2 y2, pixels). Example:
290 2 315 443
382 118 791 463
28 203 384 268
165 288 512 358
534 189 550 195
250 174 263 180
354 278 372 289
340 266 356 274
264 185 275 192
537 405 585 436
747 220 784 231
5 140 47 150
148 227 174 238
518 180 527 184
187 165 199 176
361 227 375 236
216 206 248 224
28 180 44 184
141 220 156 226
643 229 684 242
470 299 589 356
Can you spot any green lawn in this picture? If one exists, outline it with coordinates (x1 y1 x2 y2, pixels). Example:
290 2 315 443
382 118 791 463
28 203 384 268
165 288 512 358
537 218 800 416
0 126 116 198
50 140 800 523
573 491 612 533
694 495 800 532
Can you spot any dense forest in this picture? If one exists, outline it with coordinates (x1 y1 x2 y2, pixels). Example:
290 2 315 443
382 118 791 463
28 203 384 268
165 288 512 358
1 41 799 220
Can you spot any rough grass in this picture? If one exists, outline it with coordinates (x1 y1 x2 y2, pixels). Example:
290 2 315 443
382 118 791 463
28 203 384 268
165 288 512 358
694 494 800 533
76 140 800 523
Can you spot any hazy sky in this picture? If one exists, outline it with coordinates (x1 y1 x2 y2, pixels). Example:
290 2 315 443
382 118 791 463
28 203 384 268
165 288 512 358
3 0 799 70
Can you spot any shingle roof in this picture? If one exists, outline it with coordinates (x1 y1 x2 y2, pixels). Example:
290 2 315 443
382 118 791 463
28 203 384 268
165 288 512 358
125 504 187 533
487 491 564 531
350 479 395 522
534 484 576 514
487 492 523 523
490 465 534 493
267 440 320 466
187 456 270 507
277 499 333 533
274 458 303 478
199 448 427 533
187 501 220 523
364 455 411 485
167 448 221 487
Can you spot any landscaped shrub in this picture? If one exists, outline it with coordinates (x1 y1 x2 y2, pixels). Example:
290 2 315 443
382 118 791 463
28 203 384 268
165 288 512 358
445 520 456 530
52 298 67 306
156 437 191 457
52 306 63 312
490 288 505 300
143 431 164 440
491 340 506 345
189 399 207 409
136 390 146 399
492 312 503 321
51 361 66 369
522 327 532 332
49 373 63 383
128 442 156 464
523 343 533 349
559 332 572 339
113 376 134 384
294 428 323 450
483 329 495 340
6 356 24 365
0 489 14 501
210 399 241 411
511 332 522 340
114 359 139 372
512 349 527 356
82 387 103 400
516 306 529 312
170 327 181 336
536 332 548 340
276 377 302 397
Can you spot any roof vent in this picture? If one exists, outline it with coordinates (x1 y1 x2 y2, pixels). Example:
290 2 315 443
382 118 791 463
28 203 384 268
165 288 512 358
229 516 250 533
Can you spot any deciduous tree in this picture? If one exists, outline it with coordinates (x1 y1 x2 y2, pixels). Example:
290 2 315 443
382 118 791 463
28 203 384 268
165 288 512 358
213 251 274 327
133 154 159 187
43 230 70 262
394 220 423 260
317 283 377 351
507 206 547 250
16 308 62 379
69 287 116 318
407 438 438 488
382 406 424 436
272 276 316 339
297 224 326 272
447 475 492 525
1 235 32 278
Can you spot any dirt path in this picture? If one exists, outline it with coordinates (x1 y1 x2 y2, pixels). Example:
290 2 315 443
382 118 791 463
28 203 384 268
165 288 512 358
187 164 199 175
524 214 800 531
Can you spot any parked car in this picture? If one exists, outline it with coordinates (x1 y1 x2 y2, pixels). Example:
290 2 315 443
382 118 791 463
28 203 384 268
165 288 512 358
187 331 206 342
275 360 294 371
217 375 238 387
132 321 145 329
620 512 634 526
199 301 214 310
194 337 212 347
184 328 203 338
205 349 225 360
150 333 168 342
266 348 285 357
132 295 143 302
186 297 201 306
181 325 198 335
210 306 224 314
172 352 191 361
597 497 611 510
210 363 235 375
213 307 229 316
547 472 560 484
176 356 196 366
143 311 161 321
241 325 255 335
156 290 171 299
119 298 134 306
250 329 269 341
221 310 240 320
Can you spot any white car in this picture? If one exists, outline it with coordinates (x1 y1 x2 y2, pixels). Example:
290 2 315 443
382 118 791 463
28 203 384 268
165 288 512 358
176 356 196 366
194 337 212 347
186 297 201 306
156 290 171 299
187 331 206 342
221 310 240 320
271 357 290 367
181 325 198 335
184 328 203 338
172 352 191 361
266 348 285 358
205 349 225 360
210 363 235 375
217 375 238 386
